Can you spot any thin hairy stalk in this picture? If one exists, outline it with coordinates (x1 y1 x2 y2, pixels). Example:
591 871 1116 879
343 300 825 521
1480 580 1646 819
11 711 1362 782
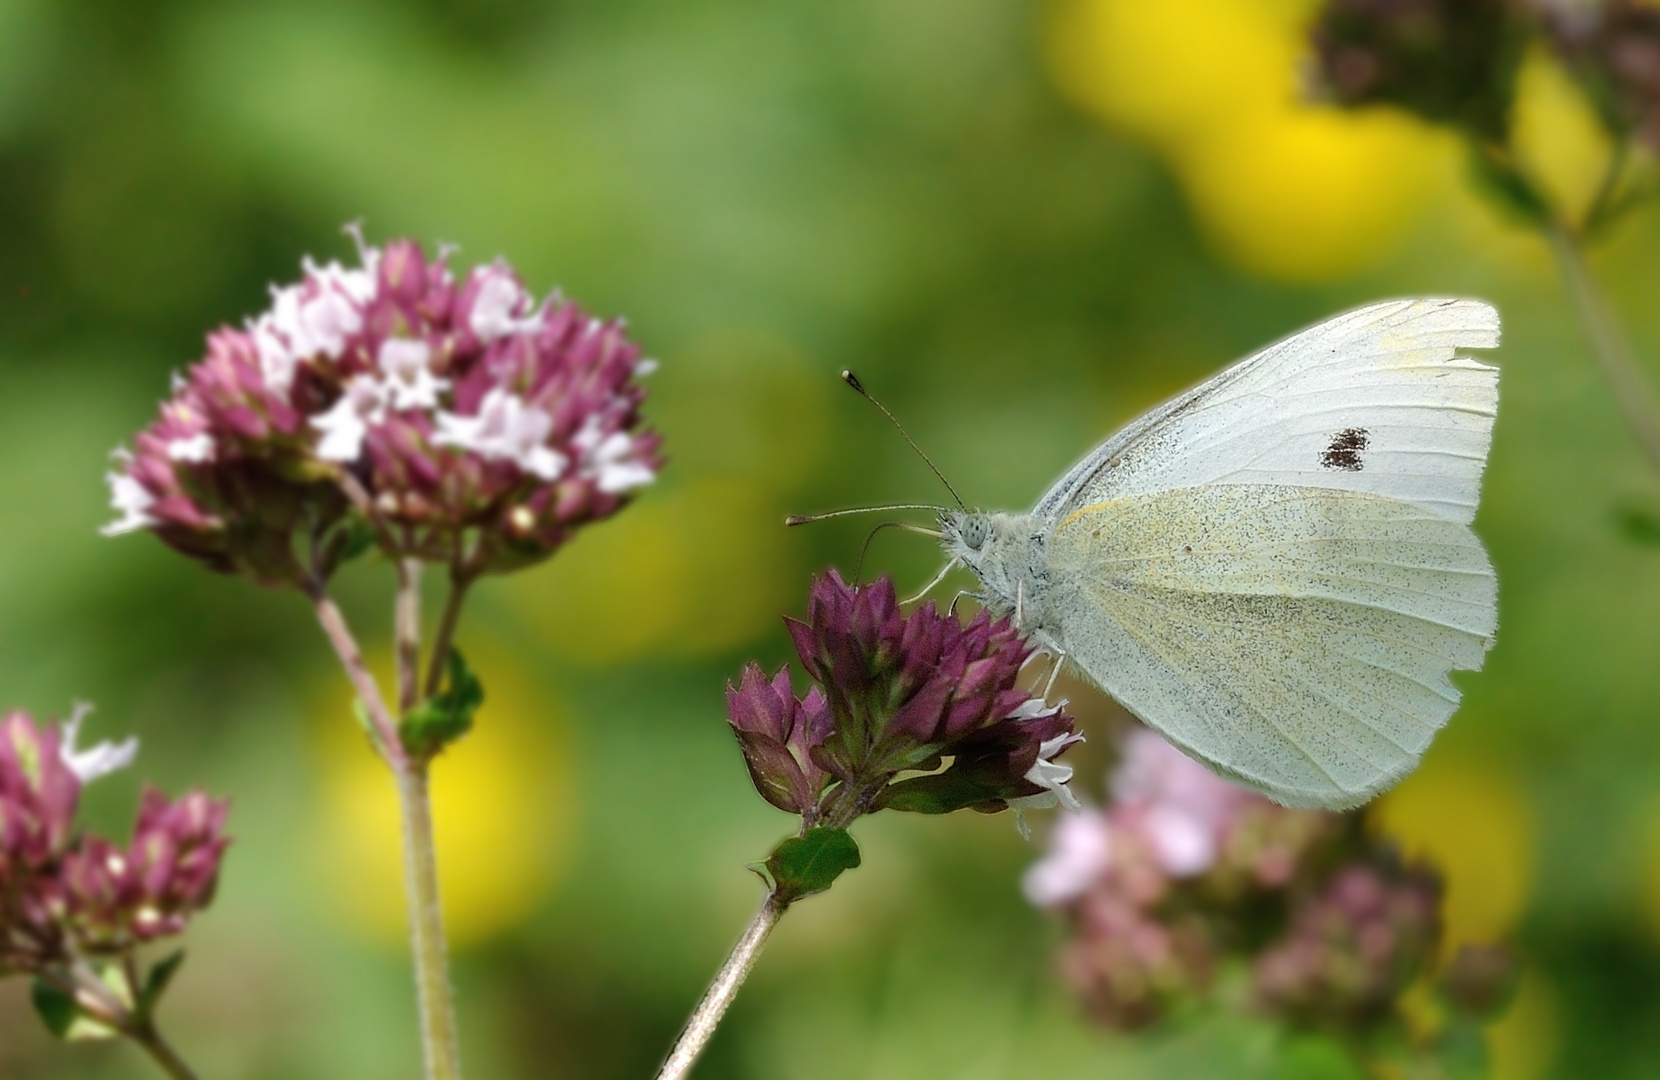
306 584 463 1080
1549 220 1660 476
396 559 423 713
423 570 473 699
127 1019 203 1080
655 893 790 1080
37 967 201 1080
307 587 404 764
398 763 464 1080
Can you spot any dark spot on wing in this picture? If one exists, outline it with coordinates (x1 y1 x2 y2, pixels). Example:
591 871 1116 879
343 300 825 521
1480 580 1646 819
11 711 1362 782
1320 427 1369 472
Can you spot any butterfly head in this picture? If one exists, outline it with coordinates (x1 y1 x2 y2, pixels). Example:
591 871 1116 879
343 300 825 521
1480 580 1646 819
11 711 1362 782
945 511 991 552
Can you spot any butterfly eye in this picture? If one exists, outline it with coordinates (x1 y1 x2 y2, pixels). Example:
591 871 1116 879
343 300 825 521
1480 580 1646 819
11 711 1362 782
961 517 988 550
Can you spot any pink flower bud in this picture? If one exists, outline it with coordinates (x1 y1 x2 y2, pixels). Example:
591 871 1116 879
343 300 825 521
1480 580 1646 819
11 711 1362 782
738 571 1080 825
0 712 81 877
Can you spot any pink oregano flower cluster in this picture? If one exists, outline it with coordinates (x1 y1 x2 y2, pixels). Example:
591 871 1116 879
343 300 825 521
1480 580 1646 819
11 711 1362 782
0 709 229 974
103 227 661 585
727 571 1082 835
1023 728 1452 1031
1024 729 1519 1052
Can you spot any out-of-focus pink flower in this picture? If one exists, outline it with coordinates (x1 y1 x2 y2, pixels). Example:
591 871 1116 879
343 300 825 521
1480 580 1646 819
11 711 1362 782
1022 809 1112 906
1544 0 1660 151
0 709 200 977
1253 858 1442 1027
0 712 82 878
1109 728 1256 877
1026 727 1359 1030
103 227 661 584
54 787 231 954
1059 887 1214 1030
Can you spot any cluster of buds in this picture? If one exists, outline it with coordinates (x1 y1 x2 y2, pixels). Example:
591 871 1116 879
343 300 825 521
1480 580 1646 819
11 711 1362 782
726 572 1081 866
1026 728 1511 1045
1310 0 1527 143
0 709 228 994
1254 858 1442 1027
1026 729 1339 1027
103 227 661 585
1540 0 1660 152
1312 0 1660 164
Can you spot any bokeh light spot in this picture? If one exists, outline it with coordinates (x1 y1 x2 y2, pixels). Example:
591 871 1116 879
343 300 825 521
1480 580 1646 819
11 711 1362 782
1374 761 1535 950
504 476 792 665
1047 0 1449 280
312 642 572 947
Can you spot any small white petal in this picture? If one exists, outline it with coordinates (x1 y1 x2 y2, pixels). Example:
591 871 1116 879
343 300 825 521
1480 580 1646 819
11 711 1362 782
1008 697 1066 721
59 703 139 784
433 388 562 478
524 446 568 481
166 433 215 463
634 358 659 376
101 472 156 537
596 460 655 494
1009 731 1086 830
377 338 449 411
468 268 542 342
312 376 386 462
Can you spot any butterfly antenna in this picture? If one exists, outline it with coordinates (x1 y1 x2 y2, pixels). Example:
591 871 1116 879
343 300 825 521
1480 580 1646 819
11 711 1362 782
854 521 944 583
842 370 966 510
785 504 949 526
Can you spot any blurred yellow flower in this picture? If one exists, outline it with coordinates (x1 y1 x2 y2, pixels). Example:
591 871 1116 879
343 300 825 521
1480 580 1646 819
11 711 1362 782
312 642 572 947
1046 0 1452 280
498 327 829 666
503 475 791 665
1372 760 1535 950
1486 972 1562 1080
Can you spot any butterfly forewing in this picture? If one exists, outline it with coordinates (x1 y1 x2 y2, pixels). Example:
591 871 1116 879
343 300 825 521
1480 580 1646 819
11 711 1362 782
1035 299 1500 527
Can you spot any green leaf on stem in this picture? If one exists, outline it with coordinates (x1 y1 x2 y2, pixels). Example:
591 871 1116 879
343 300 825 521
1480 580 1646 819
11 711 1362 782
336 520 379 563
399 648 485 757
31 977 119 1041
138 951 186 1016
1466 145 1550 225
1615 504 1660 547
761 826 861 903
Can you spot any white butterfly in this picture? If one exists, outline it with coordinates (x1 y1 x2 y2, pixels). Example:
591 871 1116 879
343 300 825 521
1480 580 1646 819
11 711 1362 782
941 299 1500 810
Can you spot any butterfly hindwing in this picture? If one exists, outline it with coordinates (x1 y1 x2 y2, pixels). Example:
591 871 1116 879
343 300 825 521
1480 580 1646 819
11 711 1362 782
1044 483 1496 808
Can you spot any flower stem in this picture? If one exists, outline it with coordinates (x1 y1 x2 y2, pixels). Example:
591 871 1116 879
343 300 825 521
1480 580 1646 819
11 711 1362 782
655 892 790 1080
127 1019 202 1080
397 761 464 1080
307 587 405 765
306 584 464 1080
1547 219 1660 477
424 571 472 699
396 559 423 713
39 966 202 1080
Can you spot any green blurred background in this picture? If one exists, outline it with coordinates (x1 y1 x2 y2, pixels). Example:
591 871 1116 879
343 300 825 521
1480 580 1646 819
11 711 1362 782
0 0 1657 1076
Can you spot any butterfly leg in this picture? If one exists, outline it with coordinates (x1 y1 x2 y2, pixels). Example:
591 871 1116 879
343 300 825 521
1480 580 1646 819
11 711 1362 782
903 559 959 606
1042 649 1068 699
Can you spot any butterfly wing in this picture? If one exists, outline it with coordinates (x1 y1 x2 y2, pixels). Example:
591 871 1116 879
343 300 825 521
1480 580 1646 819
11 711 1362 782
1033 298 1499 525
1036 299 1499 808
